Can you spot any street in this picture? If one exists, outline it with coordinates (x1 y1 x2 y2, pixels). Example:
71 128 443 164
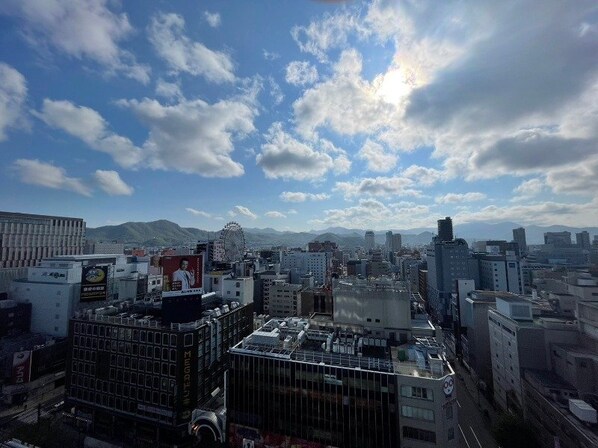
454 363 498 448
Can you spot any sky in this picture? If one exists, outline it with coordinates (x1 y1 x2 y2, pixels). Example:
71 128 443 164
0 0 596 231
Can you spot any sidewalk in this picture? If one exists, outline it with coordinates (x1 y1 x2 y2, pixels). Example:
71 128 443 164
456 362 499 427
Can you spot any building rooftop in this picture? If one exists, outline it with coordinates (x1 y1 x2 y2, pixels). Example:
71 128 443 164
525 369 598 445
231 317 452 379
470 290 520 301
73 296 245 332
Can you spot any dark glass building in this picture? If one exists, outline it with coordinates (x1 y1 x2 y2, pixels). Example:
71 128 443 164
437 217 454 242
65 296 253 447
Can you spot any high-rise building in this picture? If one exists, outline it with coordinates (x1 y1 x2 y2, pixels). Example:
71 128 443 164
426 239 471 325
392 233 402 252
437 217 453 242
0 211 85 268
544 231 572 247
476 253 524 294
512 227 527 254
280 251 330 285
65 296 253 446
364 230 376 251
385 231 393 253
488 296 578 412
228 317 458 448
576 231 591 250
0 211 86 293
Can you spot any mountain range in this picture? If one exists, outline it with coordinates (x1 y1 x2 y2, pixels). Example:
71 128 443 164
85 220 598 249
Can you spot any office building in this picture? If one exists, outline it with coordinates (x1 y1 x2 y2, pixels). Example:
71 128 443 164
522 300 598 448
300 286 333 315
333 277 411 342
268 281 303 317
513 227 527 255
65 295 253 447
0 298 31 337
437 217 453 242
9 254 148 337
0 211 85 268
476 253 524 294
544 231 572 247
488 296 578 412
576 231 591 250
426 239 471 325
221 276 254 305
365 230 375 251
307 241 338 253
280 251 330 285
385 231 393 254
227 317 458 448
0 211 86 293
259 271 289 314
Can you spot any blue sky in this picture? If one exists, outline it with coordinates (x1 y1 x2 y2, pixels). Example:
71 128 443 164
0 0 596 231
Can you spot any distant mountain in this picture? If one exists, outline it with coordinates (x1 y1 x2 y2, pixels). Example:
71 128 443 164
86 220 210 247
86 220 598 249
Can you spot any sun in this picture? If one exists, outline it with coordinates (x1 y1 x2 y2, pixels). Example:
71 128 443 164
374 66 418 105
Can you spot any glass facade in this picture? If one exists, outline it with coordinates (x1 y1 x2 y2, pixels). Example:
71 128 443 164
228 352 400 448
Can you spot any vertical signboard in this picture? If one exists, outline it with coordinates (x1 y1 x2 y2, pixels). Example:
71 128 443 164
80 265 109 302
12 350 32 384
162 255 203 291
177 333 198 424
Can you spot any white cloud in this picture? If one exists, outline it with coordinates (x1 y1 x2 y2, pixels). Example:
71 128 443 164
285 61 318 86
12 159 91 196
229 205 257 220
280 191 330 202
310 199 436 230
94 170 134 195
291 10 370 62
287 209 298 215
148 12 234 83
186 208 212 218
0 0 150 83
512 178 545 199
203 11 221 28
119 96 256 177
293 49 398 138
268 77 284 105
155 78 182 100
402 165 446 187
262 49 280 61
453 199 598 227
435 192 486 204
257 123 337 181
334 176 422 199
265 211 287 219
357 139 397 173
37 99 143 168
0 63 27 141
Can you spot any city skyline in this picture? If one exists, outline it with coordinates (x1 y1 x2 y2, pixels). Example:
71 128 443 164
0 1 596 231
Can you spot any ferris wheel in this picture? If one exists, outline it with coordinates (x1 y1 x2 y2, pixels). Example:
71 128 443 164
219 221 245 262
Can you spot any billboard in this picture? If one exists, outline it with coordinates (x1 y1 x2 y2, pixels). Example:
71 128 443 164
80 265 109 302
162 255 203 291
12 350 32 384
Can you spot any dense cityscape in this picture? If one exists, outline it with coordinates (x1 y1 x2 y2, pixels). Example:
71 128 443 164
0 211 596 447
0 1 597 447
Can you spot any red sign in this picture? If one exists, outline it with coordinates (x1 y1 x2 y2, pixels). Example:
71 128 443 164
12 351 32 384
162 255 203 291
